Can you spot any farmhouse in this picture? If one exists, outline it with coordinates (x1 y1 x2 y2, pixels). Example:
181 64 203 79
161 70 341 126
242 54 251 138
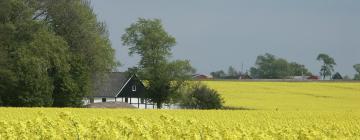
84 72 152 108
192 74 210 80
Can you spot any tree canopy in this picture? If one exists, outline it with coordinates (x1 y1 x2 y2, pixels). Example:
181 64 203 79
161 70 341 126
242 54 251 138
250 53 311 79
354 64 360 80
317 53 336 80
0 0 117 107
122 18 195 108
210 66 240 79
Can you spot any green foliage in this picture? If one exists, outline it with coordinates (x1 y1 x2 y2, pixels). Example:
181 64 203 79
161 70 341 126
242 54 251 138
354 64 360 80
210 66 242 79
122 18 175 67
355 75 360 80
317 53 336 80
227 66 239 79
181 83 224 109
0 0 61 106
288 62 312 76
41 0 117 106
210 70 226 79
0 0 117 107
250 53 311 79
122 18 195 108
354 64 360 73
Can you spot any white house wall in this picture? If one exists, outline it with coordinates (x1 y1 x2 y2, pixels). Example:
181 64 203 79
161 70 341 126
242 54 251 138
83 97 180 109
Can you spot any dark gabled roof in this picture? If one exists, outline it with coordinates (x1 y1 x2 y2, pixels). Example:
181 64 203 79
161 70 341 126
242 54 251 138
92 72 130 97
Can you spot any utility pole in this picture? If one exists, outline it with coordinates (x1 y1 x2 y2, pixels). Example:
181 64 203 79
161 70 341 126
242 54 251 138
241 63 244 74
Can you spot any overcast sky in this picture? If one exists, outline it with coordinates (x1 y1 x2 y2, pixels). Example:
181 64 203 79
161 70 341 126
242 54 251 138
90 0 360 77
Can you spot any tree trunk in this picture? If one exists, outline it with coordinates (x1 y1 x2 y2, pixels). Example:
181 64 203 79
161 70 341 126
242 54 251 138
156 102 162 109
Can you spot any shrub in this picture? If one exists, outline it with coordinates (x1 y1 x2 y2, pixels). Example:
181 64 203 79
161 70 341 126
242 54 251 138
181 84 224 109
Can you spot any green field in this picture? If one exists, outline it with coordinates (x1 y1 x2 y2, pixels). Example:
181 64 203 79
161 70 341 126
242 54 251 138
204 81 360 111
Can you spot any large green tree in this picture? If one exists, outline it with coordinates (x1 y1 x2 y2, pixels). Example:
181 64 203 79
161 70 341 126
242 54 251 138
0 0 71 106
0 0 117 107
37 0 117 106
317 53 336 80
354 64 360 80
122 18 195 108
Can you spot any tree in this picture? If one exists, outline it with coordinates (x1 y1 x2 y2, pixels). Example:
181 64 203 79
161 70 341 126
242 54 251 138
354 64 360 80
288 62 312 76
249 53 311 79
0 0 71 106
39 0 118 106
343 75 351 80
0 0 117 107
122 18 195 108
210 70 226 79
317 53 336 80
250 53 287 79
210 66 241 79
227 66 239 79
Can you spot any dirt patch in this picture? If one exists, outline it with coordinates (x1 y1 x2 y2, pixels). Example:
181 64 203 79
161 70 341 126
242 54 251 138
222 106 256 110
86 102 137 109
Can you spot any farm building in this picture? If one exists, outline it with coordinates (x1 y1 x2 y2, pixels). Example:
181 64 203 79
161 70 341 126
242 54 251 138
307 75 320 80
192 74 210 80
84 72 154 108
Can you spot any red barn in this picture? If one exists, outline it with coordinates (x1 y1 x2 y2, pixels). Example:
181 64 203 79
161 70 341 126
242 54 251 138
307 75 319 80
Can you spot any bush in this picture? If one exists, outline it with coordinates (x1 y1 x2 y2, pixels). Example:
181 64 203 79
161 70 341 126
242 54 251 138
181 84 224 109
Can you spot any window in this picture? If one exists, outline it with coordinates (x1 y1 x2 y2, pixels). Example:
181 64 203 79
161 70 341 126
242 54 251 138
132 85 136 91
102 98 106 102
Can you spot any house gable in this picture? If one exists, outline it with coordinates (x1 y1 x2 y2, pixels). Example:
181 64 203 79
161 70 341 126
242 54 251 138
92 72 146 98
116 75 146 98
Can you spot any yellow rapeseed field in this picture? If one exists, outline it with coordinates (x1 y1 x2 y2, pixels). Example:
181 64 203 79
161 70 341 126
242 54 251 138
0 108 360 139
204 81 360 111
0 81 359 139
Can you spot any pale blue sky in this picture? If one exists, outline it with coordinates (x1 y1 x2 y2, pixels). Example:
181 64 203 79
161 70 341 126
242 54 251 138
90 0 360 77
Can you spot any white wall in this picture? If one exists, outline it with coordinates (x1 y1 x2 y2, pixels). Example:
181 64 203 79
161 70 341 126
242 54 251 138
83 97 180 109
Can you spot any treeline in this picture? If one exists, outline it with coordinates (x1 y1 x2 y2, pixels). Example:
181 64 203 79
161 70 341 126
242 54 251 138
211 53 312 79
250 53 312 79
211 53 360 80
210 66 245 79
0 0 117 107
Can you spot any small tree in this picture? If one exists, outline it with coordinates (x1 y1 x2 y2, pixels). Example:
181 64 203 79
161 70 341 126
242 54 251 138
227 66 239 79
210 70 226 79
181 83 224 109
317 54 336 80
343 75 351 80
